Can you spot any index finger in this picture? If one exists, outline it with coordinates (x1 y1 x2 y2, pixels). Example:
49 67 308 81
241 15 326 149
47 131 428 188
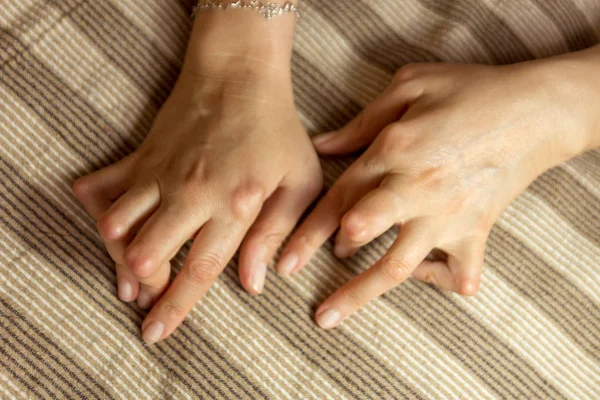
276 162 382 275
140 217 248 344
314 221 434 329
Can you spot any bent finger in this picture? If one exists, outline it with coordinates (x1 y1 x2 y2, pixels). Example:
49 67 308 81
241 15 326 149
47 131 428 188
315 221 434 329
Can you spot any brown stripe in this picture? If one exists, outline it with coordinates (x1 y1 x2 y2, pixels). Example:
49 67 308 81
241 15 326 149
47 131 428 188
1 33 270 397
1 326 74 399
530 167 600 247
292 52 363 131
0 31 131 167
221 266 426 399
0 162 267 399
1 297 114 399
352 238 567 399
0 184 241 399
488 226 600 360
418 0 535 64
314 1 439 73
529 0 599 51
47 0 177 105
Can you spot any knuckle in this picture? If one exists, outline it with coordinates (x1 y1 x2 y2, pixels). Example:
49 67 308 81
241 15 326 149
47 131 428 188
354 111 372 137
159 301 187 319
457 278 480 296
96 212 123 241
230 182 265 220
72 175 93 200
380 257 413 282
328 183 351 213
379 125 418 156
341 211 367 243
186 251 224 285
393 63 423 83
296 233 319 250
123 247 152 277
262 231 288 247
338 286 365 310
305 171 325 198
423 270 437 286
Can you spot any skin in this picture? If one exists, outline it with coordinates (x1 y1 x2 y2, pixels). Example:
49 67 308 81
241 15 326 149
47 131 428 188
278 44 600 329
72 4 322 343
73 1 600 342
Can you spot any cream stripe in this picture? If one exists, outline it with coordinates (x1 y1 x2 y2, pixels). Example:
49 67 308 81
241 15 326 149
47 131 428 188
0 233 192 399
0 247 157 398
501 192 600 303
200 282 334 400
113 1 189 66
372 231 546 397
245 249 468 397
479 0 569 58
0 371 28 400
299 250 493 399
460 269 599 397
171 251 348 400
297 3 389 103
375 0 494 64
2 94 268 399
37 18 153 142
0 24 129 162
0 258 133 398
562 161 600 199
0 100 110 248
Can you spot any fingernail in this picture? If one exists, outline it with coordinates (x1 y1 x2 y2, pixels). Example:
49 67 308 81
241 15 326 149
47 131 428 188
142 321 164 344
278 253 298 275
117 280 133 302
250 262 267 294
334 243 350 258
137 292 152 309
316 308 341 329
311 131 336 147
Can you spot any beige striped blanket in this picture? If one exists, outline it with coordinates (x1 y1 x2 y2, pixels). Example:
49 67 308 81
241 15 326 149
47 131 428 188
1 0 600 399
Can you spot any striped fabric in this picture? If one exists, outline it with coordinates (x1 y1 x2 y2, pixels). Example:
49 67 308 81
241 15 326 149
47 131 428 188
1 0 599 398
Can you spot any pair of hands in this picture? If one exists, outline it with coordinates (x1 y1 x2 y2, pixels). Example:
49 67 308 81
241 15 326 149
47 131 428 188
73 29 599 343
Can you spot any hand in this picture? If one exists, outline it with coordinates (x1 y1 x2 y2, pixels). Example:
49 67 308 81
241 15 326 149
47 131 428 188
277 48 600 330
73 8 322 343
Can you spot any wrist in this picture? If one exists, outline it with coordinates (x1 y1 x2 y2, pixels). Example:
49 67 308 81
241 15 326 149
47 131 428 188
539 45 600 155
182 3 296 81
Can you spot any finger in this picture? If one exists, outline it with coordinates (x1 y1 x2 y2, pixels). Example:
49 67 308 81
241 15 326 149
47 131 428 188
96 181 166 306
96 180 160 242
311 79 421 154
72 153 137 219
135 261 172 309
123 200 210 279
315 221 434 329
238 184 319 295
115 262 139 302
276 163 382 276
140 217 252 344
410 260 457 292
333 179 408 258
96 182 162 304
446 240 486 296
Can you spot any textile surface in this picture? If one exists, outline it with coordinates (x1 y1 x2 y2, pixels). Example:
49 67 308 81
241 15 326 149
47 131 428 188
1 0 600 398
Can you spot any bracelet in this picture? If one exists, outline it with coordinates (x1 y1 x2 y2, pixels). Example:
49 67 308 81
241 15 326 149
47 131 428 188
191 1 300 21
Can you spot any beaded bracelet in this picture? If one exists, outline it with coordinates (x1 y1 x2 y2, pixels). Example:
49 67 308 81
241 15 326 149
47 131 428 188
191 0 300 20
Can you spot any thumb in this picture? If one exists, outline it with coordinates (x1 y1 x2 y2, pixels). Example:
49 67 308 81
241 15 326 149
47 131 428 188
311 83 416 155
